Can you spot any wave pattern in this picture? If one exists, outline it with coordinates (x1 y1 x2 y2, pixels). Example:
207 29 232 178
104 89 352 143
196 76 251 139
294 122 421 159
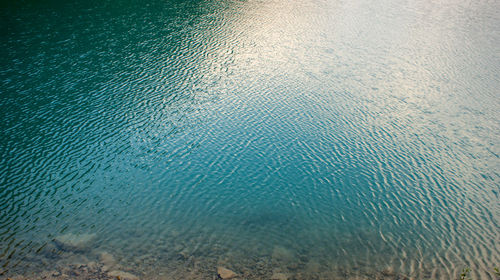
1 0 499 278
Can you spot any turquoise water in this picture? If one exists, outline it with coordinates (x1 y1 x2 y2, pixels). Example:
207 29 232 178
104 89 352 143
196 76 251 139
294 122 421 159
1 0 499 279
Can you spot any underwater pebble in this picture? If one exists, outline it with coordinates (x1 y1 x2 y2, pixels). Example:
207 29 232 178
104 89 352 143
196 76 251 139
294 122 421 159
108 270 139 280
99 251 117 269
271 272 289 280
217 266 237 279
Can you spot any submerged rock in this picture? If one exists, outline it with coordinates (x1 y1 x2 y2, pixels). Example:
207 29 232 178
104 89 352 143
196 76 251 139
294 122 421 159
99 251 117 269
86 261 99 271
271 246 294 264
305 260 320 274
177 250 189 260
217 266 237 279
54 233 96 252
108 270 139 280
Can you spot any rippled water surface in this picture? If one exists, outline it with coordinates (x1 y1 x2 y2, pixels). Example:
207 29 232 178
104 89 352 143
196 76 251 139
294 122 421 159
1 0 499 279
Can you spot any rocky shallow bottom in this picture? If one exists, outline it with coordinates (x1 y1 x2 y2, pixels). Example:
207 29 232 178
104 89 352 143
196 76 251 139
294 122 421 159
1 233 414 280
2 261 409 280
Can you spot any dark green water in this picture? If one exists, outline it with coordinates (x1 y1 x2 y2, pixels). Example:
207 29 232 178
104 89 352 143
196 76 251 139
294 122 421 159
1 0 499 279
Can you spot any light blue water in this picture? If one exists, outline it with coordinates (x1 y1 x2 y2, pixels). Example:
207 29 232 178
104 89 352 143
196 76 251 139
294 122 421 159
1 0 499 278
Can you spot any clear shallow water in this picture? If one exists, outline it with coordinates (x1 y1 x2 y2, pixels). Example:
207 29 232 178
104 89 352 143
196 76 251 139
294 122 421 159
1 0 499 279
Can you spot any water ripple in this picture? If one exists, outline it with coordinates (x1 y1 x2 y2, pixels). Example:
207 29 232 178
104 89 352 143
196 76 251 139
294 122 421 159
1 0 499 278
